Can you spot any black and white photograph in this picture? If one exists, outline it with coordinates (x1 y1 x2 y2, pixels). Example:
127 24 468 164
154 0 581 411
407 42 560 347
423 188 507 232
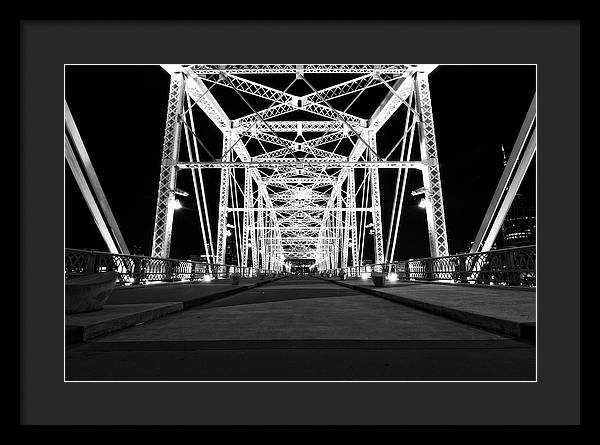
64 63 537 382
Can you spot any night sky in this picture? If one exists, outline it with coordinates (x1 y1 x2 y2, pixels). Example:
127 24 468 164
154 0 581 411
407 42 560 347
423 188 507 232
65 65 536 261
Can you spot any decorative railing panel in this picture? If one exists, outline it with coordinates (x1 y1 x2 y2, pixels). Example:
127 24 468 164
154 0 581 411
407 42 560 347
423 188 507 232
322 245 535 287
65 249 279 285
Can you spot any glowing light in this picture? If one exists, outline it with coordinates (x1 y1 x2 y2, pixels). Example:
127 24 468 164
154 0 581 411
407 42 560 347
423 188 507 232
361 272 370 280
293 188 311 200
418 198 427 208
226 229 232 237
388 272 398 282
203 275 213 282
172 199 183 210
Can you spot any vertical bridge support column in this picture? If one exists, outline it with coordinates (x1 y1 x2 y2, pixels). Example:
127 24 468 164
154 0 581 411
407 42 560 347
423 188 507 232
341 186 350 269
151 72 185 258
250 192 259 269
335 195 342 269
414 71 449 258
241 172 252 267
216 131 232 265
369 130 385 264
258 196 265 270
347 172 359 267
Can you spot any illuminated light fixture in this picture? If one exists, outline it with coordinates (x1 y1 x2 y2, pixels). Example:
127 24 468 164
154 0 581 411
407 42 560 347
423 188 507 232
172 199 183 210
418 198 427 208
226 229 232 237
172 187 189 197
388 272 398 282
361 272 370 280
203 275 213 282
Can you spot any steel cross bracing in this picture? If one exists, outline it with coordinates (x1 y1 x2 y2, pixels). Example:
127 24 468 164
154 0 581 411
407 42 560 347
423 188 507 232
152 64 449 271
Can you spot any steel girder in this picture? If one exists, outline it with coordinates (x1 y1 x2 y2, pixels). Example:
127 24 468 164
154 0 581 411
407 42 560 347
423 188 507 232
235 121 353 133
215 132 232 264
234 100 366 130
178 160 424 169
368 131 385 264
414 72 449 258
188 64 411 75
347 171 359 267
151 72 185 258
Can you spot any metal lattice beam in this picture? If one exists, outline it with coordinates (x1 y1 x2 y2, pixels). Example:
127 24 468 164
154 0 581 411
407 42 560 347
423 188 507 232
414 71 449 258
151 72 185 258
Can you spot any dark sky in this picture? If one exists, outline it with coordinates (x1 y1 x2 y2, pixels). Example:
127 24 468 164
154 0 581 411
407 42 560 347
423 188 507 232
65 65 536 261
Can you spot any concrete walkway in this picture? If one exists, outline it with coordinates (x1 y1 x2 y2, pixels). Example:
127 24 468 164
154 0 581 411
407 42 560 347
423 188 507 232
65 276 283 344
66 276 535 381
323 277 536 339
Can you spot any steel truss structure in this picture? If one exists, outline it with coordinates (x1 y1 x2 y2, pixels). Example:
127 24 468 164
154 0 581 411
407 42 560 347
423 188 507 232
151 64 449 270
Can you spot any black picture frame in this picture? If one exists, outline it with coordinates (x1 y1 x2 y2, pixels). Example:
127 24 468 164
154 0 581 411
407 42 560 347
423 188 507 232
20 20 580 425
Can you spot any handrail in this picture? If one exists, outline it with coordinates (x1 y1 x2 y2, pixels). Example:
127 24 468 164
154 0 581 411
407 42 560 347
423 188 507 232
65 248 283 285
320 245 535 287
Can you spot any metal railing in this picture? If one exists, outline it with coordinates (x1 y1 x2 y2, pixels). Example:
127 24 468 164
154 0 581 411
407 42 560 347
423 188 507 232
320 245 536 287
65 248 282 286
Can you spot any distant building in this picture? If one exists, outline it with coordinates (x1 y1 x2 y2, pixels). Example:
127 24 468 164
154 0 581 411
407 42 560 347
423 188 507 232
502 193 536 247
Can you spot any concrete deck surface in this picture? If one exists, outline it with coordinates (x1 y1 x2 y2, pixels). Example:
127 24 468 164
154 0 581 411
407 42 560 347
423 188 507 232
95 281 507 342
66 276 535 381
327 277 536 339
66 276 283 343
65 302 183 341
